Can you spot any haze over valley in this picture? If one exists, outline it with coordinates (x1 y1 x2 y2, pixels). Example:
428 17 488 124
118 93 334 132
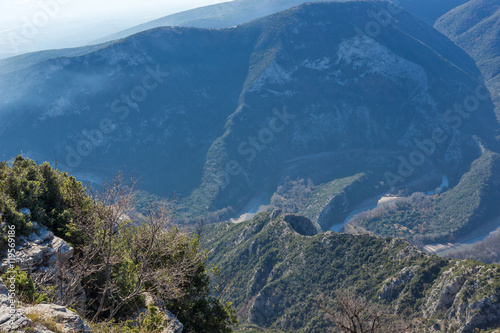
1 0 500 332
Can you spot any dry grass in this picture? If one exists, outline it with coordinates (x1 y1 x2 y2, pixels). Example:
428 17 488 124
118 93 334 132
24 309 65 333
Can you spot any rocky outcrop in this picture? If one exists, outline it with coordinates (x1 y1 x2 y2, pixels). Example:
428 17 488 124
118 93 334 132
0 221 86 311
0 277 30 332
143 294 184 333
21 304 92 333
0 277 90 333
379 266 419 300
395 243 423 260
162 310 183 333
422 263 500 333
0 223 73 274
424 267 468 315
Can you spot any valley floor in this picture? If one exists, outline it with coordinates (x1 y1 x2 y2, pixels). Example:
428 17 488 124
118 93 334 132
424 215 500 255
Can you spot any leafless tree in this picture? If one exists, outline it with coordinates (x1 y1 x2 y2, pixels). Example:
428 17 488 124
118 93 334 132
270 177 315 213
67 173 203 321
315 290 412 333
105 202 202 319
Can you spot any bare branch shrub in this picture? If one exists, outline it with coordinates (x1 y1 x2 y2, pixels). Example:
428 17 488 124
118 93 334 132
68 173 204 321
315 290 412 333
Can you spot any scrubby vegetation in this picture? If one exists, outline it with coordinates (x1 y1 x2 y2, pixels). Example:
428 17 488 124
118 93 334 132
447 229 500 264
315 290 413 332
0 157 237 332
270 177 315 214
348 193 437 242
0 156 93 247
299 173 375 228
348 152 500 244
1 266 49 304
91 304 184 333
201 212 500 332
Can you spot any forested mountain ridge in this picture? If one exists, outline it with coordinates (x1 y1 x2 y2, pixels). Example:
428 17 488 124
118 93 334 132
435 0 500 122
202 211 500 332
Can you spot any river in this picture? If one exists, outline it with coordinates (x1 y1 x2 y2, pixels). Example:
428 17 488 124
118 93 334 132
328 175 449 232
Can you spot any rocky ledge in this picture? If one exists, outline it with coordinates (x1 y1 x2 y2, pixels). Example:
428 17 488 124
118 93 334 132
0 276 91 333
0 217 184 333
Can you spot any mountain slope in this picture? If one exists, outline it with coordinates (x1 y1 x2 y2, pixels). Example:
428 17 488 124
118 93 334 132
347 151 500 244
396 0 469 24
202 211 500 332
435 0 500 121
0 1 497 229
0 42 114 76
183 1 497 219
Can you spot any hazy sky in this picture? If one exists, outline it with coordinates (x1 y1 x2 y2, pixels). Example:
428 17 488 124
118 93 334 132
0 0 232 55
0 0 232 20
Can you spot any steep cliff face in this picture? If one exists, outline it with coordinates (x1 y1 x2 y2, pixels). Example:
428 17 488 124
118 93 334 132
381 261 500 332
202 212 500 332
0 2 496 223
423 264 500 332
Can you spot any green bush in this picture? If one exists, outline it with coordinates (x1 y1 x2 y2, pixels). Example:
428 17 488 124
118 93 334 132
1 266 49 304
0 158 237 332
0 156 92 246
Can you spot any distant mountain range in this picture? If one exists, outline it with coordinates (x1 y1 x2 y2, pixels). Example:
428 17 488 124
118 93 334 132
0 43 113 76
435 0 500 121
2 0 470 77
95 0 470 43
94 0 339 43
1 1 498 240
